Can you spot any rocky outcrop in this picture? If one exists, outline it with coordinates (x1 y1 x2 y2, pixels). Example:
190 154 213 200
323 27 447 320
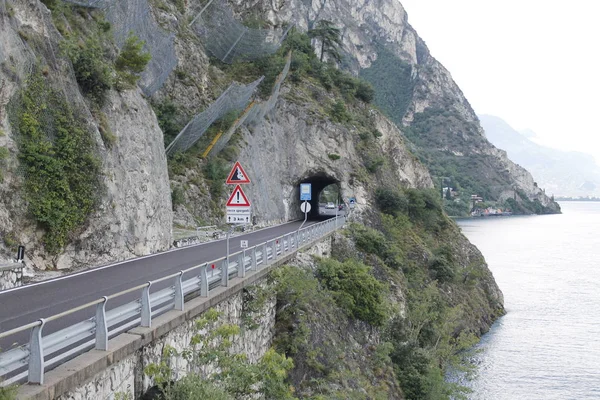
230 0 559 212
237 92 432 225
0 1 172 269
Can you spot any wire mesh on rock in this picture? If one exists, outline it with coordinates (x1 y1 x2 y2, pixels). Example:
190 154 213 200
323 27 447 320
0 1 36 80
63 0 176 96
165 76 264 155
189 0 291 64
206 52 292 158
245 51 291 126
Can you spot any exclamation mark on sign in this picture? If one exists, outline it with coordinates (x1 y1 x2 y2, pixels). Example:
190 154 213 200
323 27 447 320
236 192 240 203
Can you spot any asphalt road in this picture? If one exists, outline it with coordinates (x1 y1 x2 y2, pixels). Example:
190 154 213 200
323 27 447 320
0 219 324 350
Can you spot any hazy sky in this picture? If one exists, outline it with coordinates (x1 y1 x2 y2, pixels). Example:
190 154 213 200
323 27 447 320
399 0 600 162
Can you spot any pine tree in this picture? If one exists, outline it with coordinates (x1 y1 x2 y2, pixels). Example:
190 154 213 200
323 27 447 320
308 20 343 62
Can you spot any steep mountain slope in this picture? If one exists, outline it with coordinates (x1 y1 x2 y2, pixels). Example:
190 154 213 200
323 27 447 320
0 1 172 269
237 0 560 214
480 114 600 197
0 1 507 398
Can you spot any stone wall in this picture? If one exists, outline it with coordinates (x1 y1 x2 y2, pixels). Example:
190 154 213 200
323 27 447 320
56 278 277 400
20 236 334 400
140 288 276 394
0 263 23 290
56 352 139 400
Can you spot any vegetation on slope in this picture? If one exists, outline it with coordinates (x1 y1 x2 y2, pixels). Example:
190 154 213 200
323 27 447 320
359 43 415 124
162 26 380 224
359 40 558 215
8 73 102 254
2 1 153 255
139 186 502 399
144 309 296 400
268 188 504 399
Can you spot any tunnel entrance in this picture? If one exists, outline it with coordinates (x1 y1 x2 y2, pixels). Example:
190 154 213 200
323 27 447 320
293 173 343 220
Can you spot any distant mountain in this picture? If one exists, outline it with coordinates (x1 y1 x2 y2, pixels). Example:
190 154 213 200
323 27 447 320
519 128 537 139
479 115 600 197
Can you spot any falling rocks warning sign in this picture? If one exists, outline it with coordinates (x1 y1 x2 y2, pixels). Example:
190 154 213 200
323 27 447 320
226 161 251 184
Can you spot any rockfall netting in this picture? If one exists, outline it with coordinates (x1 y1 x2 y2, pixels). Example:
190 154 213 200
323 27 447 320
165 76 264 155
63 0 176 96
189 0 292 64
0 1 36 80
205 51 292 158
245 51 291 126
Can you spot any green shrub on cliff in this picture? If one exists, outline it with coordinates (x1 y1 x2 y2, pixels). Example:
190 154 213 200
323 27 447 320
115 33 151 89
316 258 388 326
144 309 295 399
9 73 101 254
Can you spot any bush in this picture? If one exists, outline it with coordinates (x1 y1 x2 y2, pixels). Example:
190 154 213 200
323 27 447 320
115 33 151 89
329 100 351 123
355 80 375 103
365 154 384 173
168 376 233 400
145 309 295 400
405 189 447 232
10 74 101 254
171 187 185 209
375 187 408 214
203 158 228 198
327 153 340 160
350 223 388 255
62 36 114 106
316 258 387 326
153 99 185 147
428 254 455 283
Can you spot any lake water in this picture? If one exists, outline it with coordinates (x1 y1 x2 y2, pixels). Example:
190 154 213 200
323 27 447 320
457 202 600 400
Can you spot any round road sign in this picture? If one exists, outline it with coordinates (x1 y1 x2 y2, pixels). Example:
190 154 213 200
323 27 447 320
300 202 312 213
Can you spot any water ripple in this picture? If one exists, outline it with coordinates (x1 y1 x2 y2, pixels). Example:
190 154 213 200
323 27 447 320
458 202 600 400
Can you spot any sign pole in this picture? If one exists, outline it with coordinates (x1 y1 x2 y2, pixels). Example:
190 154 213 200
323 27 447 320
299 201 308 231
335 197 338 228
226 224 234 267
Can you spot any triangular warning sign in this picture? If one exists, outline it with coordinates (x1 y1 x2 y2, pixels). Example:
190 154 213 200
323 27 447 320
226 161 251 184
226 185 251 207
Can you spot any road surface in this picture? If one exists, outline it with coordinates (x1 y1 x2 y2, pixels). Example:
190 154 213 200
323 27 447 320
0 219 325 349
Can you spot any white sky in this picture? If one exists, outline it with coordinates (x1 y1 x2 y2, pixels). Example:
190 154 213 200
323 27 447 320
399 0 600 162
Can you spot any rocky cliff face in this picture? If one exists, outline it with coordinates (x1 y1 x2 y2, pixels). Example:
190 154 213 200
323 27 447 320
237 90 432 225
0 1 172 269
232 0 560 214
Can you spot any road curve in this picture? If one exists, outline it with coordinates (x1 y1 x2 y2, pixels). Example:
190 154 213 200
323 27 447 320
0 219 324 349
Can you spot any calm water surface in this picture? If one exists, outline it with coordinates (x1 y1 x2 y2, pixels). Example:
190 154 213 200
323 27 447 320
457 202 600 400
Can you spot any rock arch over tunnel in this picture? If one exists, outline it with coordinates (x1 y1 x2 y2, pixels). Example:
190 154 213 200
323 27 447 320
293 173 342 220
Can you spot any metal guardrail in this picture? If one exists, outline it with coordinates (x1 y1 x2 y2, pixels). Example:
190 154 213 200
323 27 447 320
0 216 345 386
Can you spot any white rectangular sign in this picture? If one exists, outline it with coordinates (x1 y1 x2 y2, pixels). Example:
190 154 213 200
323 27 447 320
226 206 251 225
240 240 248 248
227 214 251 224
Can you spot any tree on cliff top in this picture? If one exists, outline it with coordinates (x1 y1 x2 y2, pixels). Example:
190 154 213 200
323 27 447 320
309 20 343 63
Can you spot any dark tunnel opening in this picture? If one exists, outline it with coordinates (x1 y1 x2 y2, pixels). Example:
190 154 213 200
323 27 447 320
293 173 344 220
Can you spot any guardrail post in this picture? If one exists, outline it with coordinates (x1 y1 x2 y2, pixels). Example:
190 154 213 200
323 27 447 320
200 264 209 297
95 297 108 351
262 242 268 267
238 250 246 278
221 259 229 287
141 282 152 328
251 246 257 271
28 318 46 384
175 271 184 311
